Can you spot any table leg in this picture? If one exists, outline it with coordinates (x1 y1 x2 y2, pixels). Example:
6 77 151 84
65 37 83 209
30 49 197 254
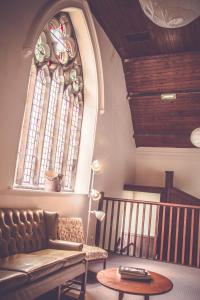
118 292 124 300
144 295 149 300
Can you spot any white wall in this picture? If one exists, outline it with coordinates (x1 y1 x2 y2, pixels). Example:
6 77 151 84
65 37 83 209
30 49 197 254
92 19 136 198
135 148 200 199
0 0 136 233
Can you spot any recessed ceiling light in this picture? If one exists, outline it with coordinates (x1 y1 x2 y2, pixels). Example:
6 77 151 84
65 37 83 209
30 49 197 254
161 93 176 101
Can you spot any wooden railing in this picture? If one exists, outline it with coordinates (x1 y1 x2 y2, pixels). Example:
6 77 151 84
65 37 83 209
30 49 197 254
96 196 200 268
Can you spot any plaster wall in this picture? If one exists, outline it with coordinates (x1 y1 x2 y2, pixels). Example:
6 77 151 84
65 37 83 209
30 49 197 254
92 18 136 198
135 148 200 199
0 0 136 232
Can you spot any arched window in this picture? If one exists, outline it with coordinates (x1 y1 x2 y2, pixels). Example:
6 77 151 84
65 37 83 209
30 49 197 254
15 12 84 191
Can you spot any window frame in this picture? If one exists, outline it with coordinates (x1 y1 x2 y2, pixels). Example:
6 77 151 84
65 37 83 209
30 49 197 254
14 12 84 192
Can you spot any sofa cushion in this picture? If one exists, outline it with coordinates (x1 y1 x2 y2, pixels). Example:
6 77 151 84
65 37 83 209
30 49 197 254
0 269 28 294
0 253 63 281
82 244 108 261
31 249 85 268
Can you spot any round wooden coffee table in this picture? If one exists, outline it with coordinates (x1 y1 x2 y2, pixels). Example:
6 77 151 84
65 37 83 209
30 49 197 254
97 268 173 300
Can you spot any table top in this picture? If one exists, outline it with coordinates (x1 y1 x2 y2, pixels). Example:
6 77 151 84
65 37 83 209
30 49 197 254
97 268 173 296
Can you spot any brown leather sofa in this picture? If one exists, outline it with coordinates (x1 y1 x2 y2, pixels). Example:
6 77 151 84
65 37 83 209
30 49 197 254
0 208 86 300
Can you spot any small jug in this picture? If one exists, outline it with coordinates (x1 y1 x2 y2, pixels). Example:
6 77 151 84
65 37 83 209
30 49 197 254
45 170 63 192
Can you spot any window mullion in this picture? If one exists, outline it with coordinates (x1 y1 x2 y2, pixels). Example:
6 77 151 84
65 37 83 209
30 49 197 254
61 94 75 188
70 99 84 189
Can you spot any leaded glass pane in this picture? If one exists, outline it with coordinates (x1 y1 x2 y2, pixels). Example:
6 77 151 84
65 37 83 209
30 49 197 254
39 68 62 184
23 69 46 185
65 94 83 190
54 88 70 174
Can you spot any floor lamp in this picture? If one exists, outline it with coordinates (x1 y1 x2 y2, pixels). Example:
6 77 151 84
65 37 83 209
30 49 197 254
86 160 105 244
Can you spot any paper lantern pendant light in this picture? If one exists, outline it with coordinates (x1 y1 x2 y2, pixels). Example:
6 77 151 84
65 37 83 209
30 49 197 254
139 0 200 28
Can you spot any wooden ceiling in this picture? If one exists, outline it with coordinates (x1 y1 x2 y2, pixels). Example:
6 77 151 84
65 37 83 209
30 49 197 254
88 0 200 148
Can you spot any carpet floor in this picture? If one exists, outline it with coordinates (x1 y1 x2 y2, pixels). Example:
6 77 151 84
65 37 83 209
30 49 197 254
38 254 200 300
84 254 200 300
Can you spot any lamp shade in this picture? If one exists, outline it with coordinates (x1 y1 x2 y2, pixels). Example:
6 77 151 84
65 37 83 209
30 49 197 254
90 189 101 201
139 0 200 28
91 210 105 222
190 128 200 148
91 160 101 172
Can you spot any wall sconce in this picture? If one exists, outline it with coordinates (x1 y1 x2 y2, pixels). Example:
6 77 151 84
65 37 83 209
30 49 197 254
190 128 200 148
86 160 105 244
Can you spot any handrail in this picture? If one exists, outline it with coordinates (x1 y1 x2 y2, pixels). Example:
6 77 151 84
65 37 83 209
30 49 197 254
103 196 200 210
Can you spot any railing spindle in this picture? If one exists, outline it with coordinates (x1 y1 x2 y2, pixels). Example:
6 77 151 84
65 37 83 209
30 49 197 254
114 201 120 251
153 205 160 259
160 206 166 261
133 203 139 257
140 203 146 257
146 204 152 258
108 200 114 252
167 206 173 262
120 202 127 254
174 207 180 264
197 210 200 268
189 208 195 267
102 199 109 249
127 203 133 256
182 208 188 265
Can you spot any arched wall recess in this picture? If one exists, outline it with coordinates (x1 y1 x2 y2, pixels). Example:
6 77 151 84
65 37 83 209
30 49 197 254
21 0 104 193
23 0 104 113
23 1 86 52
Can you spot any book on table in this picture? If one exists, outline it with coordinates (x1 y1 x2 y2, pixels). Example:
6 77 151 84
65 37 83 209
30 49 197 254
118 266 151 281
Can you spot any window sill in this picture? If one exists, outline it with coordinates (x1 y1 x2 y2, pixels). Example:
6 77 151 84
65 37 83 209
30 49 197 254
1 186 86 198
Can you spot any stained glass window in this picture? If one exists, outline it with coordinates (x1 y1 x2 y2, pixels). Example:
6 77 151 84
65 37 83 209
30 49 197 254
14 12 84 191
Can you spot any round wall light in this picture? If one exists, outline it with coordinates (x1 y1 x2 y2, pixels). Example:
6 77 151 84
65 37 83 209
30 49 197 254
190 128 200 148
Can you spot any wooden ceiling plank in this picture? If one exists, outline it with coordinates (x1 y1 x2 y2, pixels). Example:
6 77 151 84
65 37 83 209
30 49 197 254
88 1 200 59
135 134 194 148
124 52 200 94
88 1 200 148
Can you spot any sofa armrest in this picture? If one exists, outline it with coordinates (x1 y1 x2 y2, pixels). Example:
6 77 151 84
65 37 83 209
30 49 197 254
48 239 83 251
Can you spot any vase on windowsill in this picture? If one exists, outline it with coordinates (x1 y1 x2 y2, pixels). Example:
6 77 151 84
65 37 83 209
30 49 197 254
44 170 63 192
